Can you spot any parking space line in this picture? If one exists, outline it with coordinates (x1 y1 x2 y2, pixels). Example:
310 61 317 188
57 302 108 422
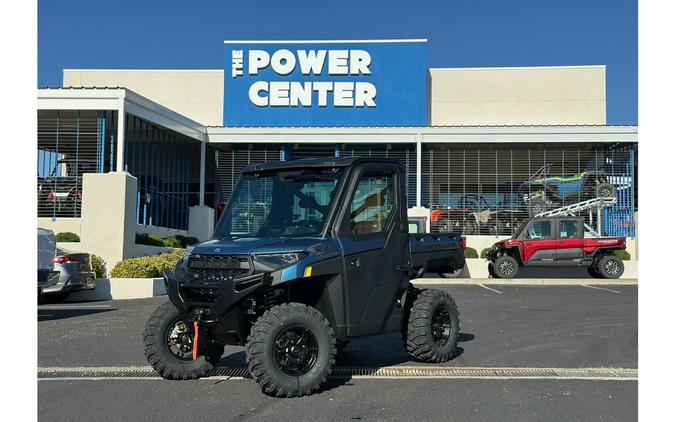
477 284 503 294
581 285 622 293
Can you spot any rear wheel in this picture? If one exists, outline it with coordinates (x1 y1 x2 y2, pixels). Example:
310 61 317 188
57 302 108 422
493 255 519 278
246 303 336 397
587 267 603 278
404 289 460 363
597 255 624 279
144 301 223 380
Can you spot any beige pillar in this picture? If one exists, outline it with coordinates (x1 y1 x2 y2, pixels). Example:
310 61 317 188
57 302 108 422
188 205 215 241
80 172 138 269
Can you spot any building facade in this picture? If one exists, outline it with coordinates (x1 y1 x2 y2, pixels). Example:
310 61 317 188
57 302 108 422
38 39 637 268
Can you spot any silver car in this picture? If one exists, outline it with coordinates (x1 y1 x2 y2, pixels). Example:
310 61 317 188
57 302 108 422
41 251 96 302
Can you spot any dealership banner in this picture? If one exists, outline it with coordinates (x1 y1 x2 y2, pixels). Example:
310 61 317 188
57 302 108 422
223 40 427 126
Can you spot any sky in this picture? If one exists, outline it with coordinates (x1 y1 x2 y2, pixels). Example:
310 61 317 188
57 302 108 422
38 0 637 124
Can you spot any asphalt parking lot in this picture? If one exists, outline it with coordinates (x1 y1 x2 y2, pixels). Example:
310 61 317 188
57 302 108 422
38 284 637 421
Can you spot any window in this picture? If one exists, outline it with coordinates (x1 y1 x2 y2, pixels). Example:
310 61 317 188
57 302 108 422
526 220 552 240
559 220 580 239
215 169 344 238
349 171 394 236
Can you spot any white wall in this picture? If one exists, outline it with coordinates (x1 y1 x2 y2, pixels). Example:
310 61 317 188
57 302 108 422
63 70 224 126
428 66 606 126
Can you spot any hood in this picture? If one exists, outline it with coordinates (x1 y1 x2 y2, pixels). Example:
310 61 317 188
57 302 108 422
190 237 339 257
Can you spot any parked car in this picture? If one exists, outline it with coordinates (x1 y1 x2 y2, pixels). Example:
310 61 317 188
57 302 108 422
40 251 96 302
37 228 60 296
485 216 626 279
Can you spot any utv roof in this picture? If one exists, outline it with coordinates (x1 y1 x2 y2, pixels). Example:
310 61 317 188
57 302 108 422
242 156 401 174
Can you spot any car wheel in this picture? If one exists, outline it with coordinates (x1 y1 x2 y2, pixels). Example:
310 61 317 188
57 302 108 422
596 182 616 198
493 255 519 278
403 288 460 363
246 303 336 397
143 301 223 380
597 255 624 279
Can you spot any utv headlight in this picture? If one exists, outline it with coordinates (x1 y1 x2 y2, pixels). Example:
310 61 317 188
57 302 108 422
254 252 307 270
181 246 194 263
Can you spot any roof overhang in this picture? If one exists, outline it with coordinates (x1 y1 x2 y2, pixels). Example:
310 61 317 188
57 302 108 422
38 87 207 142
205 125 638 144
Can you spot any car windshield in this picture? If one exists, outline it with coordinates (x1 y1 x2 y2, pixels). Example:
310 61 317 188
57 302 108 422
214 168 344 238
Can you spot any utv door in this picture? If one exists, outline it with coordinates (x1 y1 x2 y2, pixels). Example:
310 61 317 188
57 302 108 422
520 219 557 263
555 218 584 262
334 164 409 337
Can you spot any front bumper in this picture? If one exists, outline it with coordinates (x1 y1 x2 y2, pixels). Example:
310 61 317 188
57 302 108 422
164 268 271 345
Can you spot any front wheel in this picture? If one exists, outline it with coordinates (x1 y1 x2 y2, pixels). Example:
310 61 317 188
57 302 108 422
246 303 336 397
143 301 223 380
404 289 460 363
493 255 519 278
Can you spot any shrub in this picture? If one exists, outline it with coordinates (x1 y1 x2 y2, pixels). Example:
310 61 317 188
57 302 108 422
480 248 492 259
135 232 165 247
136 233 200 248
91 254 106 278
614 250 631 261
463 247 478 259
109 249 184 278
55 232 80 242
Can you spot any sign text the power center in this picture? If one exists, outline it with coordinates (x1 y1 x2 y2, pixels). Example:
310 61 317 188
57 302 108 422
231 49 377 108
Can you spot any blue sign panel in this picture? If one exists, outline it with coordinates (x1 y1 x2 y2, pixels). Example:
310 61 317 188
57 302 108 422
223 40 427 126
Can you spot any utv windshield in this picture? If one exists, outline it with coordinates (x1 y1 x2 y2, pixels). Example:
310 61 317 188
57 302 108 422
214 168 344 238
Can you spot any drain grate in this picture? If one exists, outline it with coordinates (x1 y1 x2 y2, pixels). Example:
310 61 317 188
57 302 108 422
38 366 637 380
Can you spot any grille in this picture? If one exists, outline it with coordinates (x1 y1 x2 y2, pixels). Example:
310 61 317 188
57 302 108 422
188 255 250 282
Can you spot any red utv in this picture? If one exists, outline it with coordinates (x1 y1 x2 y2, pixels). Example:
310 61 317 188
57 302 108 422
485 216 626 279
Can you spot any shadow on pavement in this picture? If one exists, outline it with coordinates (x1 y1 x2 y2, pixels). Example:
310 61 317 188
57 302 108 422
37 307 115 322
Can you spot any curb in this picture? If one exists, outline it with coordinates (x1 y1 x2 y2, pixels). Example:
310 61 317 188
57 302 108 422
413 278 638 286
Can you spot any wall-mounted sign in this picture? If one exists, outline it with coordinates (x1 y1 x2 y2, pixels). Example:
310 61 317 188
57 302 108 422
223 40 427 126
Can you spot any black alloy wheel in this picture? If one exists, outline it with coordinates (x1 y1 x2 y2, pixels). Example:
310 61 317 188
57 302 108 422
166 319 194 361
431 305 453 347
273 325 319 376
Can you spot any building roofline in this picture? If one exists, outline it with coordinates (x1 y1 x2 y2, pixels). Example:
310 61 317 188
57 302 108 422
223 39 427 44
428 65 606 71
63 69 223 73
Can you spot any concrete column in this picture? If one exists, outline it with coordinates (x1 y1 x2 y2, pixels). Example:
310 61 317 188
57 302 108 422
416 133 422 208
189 205 215 241
80 172 138 270
116 99 126 172
199 142 206 206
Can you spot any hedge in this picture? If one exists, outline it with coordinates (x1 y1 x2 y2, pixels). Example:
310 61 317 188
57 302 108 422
136 233 199 248
91 254 106 278
463 247 478 259
614 250 631 261
109 249 183 278
480 248 492 259
55 232 80 242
